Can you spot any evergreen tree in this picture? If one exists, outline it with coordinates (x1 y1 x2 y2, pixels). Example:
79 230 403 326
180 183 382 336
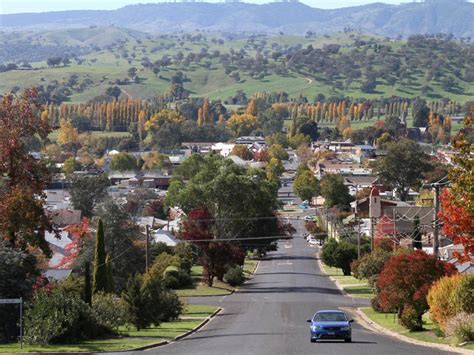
105 254 115 293
83 262 92 305
412 215 422 250
93 219 107 293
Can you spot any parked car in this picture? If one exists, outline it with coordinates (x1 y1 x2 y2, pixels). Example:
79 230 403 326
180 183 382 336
303 215 313 221
299 204 308 209
307 310 353 343
308 239 319 247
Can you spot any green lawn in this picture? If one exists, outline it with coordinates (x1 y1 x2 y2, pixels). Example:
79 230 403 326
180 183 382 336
361 308 474 350
343 285 374 299
119 319 202 339
182 304 218 318
243 259 258 275
320 263 373 298
176 284 233 297
0 305 218 353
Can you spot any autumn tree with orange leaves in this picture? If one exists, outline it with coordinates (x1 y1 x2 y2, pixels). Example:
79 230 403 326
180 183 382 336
438 114 474 261
0 88 56 256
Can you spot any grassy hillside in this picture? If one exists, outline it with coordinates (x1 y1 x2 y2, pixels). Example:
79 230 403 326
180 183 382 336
1 30 473 104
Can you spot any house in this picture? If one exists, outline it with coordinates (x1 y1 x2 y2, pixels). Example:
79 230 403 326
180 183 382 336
141 171 172 189
47 209 82 228
44 268 72 281
153 229 180 247
351 188 409 218
45 230 73 268
235 136 266 145
108 171 137 185
44 189 72 210
344 175 378 191
211 142 235 157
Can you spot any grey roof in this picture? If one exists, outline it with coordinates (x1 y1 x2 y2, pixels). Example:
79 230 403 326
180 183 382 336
44 269 72 281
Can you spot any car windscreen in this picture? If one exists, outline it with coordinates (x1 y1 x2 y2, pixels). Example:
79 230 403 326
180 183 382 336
313 313 347 322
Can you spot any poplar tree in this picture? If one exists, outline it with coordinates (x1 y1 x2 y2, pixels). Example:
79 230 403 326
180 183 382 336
93 219 107 293
84 262 92 305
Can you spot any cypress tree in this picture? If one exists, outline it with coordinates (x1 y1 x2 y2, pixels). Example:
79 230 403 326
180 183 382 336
105 254 115 293
84 262 92 305
93 218 107 293
412 215 422 250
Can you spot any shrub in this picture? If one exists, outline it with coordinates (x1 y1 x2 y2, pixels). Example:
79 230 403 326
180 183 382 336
350 259 361 279
376 250 457 330
122 274 150 330
399 304 422 331
445 312 474 345
174 243 195 273
55 274 85 298
25 288 108 344
163 266 181 289
159 290 183 322
428 274 474 331
92 292 128 329
355 249 392 286
320 238 338 267
452 274 474 314
224 265 244 286
321 239 357 275
144 252 182 286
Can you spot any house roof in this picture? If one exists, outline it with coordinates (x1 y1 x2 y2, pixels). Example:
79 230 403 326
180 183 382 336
153 229 179 246
44 268 72 281
47 209 82 228
344 175 378 187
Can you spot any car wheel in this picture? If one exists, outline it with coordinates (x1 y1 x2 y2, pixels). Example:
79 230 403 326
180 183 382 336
310 339 316 343
344 338 352 343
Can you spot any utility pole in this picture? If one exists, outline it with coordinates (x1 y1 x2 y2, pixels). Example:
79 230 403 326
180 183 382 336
145 225 150 272
433 183 440 258
355 195 361 259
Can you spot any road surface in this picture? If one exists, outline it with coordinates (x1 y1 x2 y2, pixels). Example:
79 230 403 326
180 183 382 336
117 175 454 355
120 217 453 355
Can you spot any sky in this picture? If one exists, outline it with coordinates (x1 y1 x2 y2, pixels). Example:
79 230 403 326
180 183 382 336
0 0 415 15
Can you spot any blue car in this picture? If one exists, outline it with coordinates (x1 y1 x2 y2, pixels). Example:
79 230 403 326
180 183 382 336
307 310 353 343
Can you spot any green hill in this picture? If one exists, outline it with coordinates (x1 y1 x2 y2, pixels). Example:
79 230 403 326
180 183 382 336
0 31 473 104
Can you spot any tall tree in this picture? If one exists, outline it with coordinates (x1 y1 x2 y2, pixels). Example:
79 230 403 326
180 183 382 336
438 115 474 261
109 152 138 171
412 215 422 250
375 139 431 201
320 174 353 208
293 168 320 202
105 254 115 293
93 219 107 294
0 88 54 255
83 262 92 305
69 175 110 218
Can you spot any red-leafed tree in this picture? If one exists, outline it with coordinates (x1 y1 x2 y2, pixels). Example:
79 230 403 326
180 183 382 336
180 207 244 286
438 114 473 262
438 189 473 262
0 88 55 256
56 218 91 269
375 250 457 330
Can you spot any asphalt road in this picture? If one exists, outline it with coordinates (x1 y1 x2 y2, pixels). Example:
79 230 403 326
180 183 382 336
117 177 454 355
119 215 453 355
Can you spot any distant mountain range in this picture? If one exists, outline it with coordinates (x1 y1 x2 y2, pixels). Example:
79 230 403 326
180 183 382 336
1 0 473 38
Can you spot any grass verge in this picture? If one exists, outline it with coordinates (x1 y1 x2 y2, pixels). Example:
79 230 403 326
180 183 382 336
176 284 233 297
243 259 258 275
320 262 373 298
0 305 218 353
360 307 474 350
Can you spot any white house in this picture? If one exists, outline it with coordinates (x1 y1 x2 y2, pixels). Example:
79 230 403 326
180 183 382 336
153 229 180 247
